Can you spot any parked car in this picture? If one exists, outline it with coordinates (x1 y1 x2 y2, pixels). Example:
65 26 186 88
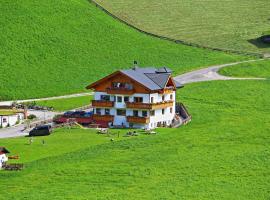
29 125 52 137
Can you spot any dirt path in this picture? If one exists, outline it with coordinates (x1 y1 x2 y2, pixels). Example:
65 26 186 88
174 59 266 84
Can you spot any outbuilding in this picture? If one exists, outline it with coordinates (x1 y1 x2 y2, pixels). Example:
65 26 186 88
0 110 25 128
0 147 9 169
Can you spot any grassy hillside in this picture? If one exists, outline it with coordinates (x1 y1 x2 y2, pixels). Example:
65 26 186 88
0 0 247 101
1 80 269 199
220 59 270 78
94 0 270 54
29 95 92 111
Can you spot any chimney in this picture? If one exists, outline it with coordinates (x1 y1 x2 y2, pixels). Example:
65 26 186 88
132 60 139 70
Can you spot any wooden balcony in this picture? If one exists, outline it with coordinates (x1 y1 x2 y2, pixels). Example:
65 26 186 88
126 100 174 110
159 88 174 94
92 100 114 108
127 116 150 124
106 88 134 95
93 114 114 122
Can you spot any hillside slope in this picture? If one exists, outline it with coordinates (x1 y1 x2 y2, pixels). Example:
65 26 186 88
94 0 270 54
1 80 270 199
0 0 246 100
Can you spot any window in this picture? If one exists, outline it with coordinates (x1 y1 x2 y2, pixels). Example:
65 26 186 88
162 95 165 101
170 107 173 113
170 94 173 100
96 108 101 115
112 82 133 90
117 109 126 116
162 109 165 115
151 97 154 103
3 118 7 123
134 97 143 103
150 110 155 116
101 95 110 101
117 96 122 103
105 109 110 115
124 96 129 102
133 110 139 117
142 110 148 117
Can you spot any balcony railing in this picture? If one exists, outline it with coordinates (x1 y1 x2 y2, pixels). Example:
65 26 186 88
106 87 134 95
159 87 174 94
126 100 173 110
93 114 114 122
92 100 114 108
127 116 150 124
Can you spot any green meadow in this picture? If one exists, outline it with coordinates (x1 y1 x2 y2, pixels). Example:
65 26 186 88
1 0 269 199
95 0 270 54
220 59 270 78
0 0 247 101
30 95 93 111
1 79 269 199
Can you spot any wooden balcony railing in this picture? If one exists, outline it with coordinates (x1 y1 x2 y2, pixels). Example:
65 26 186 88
159 88 174 94
127 116 150 124
106 88 134 95
92 100 114 108
93 114 114 122
126 100 173 110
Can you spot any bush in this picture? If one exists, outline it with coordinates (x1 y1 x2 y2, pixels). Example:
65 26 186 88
28 114 37 120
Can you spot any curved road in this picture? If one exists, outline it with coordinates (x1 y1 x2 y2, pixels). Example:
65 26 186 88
174 59 265 84
0 59 266 139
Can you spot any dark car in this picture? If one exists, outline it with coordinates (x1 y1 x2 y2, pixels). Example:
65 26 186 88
29 125 52 136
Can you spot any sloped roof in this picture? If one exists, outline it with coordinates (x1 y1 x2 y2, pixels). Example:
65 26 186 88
173 79 184 89
0 147 10 154
87 66 183 91
144 73 170 88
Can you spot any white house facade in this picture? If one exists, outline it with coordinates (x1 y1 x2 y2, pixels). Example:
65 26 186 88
0 147 9 169
87 66 183 129
0 112 25 128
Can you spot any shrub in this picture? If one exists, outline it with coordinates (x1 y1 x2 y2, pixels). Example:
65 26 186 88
28 114 37 120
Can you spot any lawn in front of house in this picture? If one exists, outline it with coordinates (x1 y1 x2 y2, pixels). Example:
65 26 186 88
0 127 140 164
1 80 269 199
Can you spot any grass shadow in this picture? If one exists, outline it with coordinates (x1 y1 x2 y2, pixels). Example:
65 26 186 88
248 36 270 49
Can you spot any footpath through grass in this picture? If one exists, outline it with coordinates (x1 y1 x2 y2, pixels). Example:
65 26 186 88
219 59 270 78
1 80 269 199
95 0 270 54
0 0 247 100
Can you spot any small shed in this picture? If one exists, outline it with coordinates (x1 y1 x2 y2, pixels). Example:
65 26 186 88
0 147 9 169
0 109 25 128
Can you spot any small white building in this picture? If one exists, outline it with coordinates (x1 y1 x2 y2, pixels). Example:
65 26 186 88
0 110 25 128
87 66 184 129
0 147 9 169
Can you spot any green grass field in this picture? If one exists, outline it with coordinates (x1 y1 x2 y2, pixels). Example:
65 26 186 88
220 59 270 78
0 110 16 116
0 0 247 101
1 79 269 199
30 95 92 111
94 0 270 54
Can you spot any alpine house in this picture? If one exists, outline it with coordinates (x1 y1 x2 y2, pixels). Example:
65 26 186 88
86 65 190 129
